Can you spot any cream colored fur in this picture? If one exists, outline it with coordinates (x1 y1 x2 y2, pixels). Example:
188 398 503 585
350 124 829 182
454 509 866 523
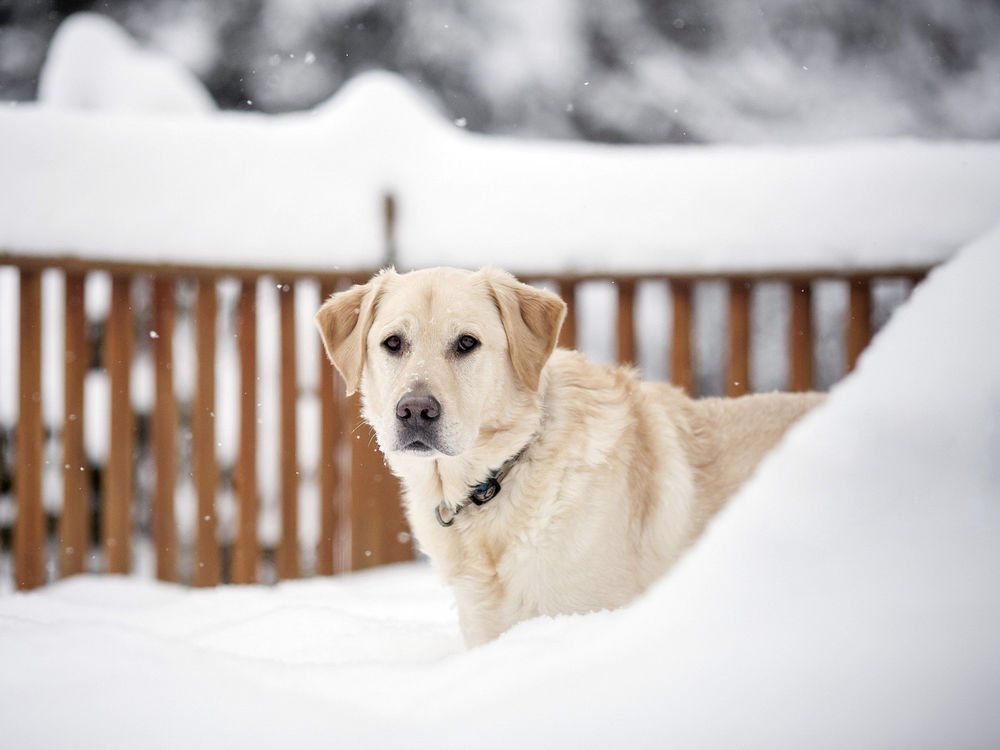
316 267 823 646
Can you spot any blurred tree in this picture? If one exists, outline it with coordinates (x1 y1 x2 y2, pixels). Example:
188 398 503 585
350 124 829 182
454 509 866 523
2 0 999 143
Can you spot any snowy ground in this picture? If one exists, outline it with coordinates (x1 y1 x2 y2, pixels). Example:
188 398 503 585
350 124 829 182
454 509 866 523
2 222 999 748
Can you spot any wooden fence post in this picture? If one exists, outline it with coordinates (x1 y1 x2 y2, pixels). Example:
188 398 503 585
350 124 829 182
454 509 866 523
727 279 750 397
846 277 871 372
192 278 220 586
151 277 178 582
348 397 409 570
556 279 576 350
789 279 814 391
670 279 694 394
232 279 258 583
616 279 636 365
316 280 339 576
277 281 300 580
15 268 45 590
59 272 88 577
103 274 133 574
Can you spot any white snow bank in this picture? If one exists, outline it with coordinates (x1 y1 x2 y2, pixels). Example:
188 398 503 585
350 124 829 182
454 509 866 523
2 223 999 747
3 66 1000 272
38 13 215 115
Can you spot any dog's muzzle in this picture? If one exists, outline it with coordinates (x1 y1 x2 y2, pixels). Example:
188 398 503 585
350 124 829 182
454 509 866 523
395 391 442 455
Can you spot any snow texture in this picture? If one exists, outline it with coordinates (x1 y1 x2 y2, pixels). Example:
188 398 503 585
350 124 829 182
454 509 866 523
2 222 998 748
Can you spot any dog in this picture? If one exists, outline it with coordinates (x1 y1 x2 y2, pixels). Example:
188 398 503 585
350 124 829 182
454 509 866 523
316 267 823 645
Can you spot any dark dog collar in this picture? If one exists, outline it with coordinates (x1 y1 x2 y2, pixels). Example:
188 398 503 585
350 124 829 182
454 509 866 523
435 444 530 528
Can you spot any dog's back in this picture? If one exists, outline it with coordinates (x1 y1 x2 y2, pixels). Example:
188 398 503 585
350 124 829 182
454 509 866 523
681 391 825 537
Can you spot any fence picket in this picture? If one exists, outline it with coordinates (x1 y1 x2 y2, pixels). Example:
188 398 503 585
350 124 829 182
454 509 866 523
103 275 133 574
670 280 694 394
556 280 576 350
192 278 219 586
59 272 87 577
847 277 871 372
727 280 751 397
349 400 409 570
616 280 636 365
277 281 299 580
151 278 178 582
316 281 338 576
232 280 258 583
789 280 814 391
15 269 45 589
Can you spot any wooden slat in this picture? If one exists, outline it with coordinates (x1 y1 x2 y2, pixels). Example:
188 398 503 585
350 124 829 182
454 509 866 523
556 279 577 350
616 279 636 365
670 280 694 394
59 272 88 577
846 277 872 373
232 280 258 584
316 281 339 576
349 397 409 570
727 279 750 397
349 396 374 571
192 278 219 586
277 281 300 580
103 274 133 574
377 467 411 568
333 412 353 575
789 279 814 392
15 269 45 590
151 278 178 582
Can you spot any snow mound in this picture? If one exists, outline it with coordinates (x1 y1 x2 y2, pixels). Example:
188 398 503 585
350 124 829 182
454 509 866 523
2 224 999 747
38 12 215 114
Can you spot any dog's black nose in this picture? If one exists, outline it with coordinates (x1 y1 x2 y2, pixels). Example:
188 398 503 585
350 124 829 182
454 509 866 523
396 393 441 422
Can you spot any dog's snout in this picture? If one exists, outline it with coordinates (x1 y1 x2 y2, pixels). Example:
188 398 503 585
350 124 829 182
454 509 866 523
395 393 441 422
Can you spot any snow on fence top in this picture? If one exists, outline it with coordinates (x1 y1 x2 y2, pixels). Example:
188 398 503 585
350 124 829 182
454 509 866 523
2 15 1000 273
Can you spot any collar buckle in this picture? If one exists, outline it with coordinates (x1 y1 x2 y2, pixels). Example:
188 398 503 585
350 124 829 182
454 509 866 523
469 476 501 505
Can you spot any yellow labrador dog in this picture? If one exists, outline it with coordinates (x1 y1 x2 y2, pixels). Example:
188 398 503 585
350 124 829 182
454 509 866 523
316 267 822 645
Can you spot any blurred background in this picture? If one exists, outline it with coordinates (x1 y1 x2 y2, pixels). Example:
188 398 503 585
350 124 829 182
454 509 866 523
2 0 1000 143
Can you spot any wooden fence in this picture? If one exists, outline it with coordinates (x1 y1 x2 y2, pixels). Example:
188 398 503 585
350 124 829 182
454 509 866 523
0 245 929 591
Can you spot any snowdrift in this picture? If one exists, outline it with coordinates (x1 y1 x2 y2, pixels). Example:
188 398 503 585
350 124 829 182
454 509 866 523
2 223 998 748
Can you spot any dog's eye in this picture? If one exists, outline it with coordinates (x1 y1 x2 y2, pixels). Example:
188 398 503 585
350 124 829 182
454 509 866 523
382 335 403 353
456 335 479 354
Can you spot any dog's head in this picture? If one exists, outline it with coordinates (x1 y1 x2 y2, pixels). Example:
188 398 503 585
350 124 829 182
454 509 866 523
315 267 566 459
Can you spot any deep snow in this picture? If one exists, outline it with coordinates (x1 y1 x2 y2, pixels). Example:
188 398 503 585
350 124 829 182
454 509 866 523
2 222 998 748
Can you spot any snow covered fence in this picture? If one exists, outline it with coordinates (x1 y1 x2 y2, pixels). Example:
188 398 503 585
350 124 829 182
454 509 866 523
1 235 928 592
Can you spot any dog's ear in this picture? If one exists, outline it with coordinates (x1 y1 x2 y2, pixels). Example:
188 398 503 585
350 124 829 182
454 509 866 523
485 269 567 392
315 273 388 396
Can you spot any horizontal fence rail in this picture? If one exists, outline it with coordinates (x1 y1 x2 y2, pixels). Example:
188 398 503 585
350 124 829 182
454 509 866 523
0 248 930 591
